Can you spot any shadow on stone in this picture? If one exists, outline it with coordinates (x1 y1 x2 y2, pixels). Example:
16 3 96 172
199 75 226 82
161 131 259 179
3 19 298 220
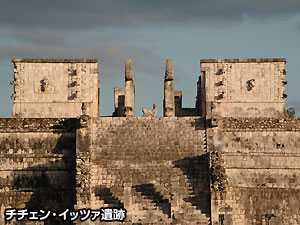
11 133 76 225
50 118 80 132
173 154 211 216
94 185 124 208
190 118 205 130
133 183 171 218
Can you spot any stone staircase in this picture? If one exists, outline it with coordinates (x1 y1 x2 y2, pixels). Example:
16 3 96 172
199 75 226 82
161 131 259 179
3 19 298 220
90 117 211 224
94 185 124 208
172 157 211 224
133 183 171 217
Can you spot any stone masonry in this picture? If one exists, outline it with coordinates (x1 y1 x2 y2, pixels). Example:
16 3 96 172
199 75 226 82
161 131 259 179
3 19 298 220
200 58 287 118
0 57 299 225
113 59 136 117
11 59 100 118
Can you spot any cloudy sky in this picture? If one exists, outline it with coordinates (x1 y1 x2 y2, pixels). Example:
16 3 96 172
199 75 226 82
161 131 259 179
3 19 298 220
0 0 299 117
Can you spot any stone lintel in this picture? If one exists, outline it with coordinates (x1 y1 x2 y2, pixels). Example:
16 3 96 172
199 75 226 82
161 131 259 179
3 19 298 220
200 58 286 63
12 58 98 63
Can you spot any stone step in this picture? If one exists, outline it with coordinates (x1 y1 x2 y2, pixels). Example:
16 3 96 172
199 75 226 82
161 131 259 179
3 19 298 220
94 185 124 208
133 183 171 218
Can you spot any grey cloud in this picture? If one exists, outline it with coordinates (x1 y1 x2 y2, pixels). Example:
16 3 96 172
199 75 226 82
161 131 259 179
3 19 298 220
0 43 162 78
1 28 67 46
0 27 132 47
0 45 90 61
296 23 300 31
1 0 300 30
99 44 162 77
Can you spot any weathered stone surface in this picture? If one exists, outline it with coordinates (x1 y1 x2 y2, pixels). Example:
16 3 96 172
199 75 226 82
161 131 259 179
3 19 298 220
164 59 175 117
1 57 300 225
0 118 77 225
208 118 300 225
86 117 209 224
222 117 300 130
200 58 287 63
0 118 79 131
11 59 100 118
125 59 135 117
200 59 287 118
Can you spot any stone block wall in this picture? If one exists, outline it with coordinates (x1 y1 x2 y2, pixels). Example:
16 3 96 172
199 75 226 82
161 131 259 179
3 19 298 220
0 118 77 225
200 59 287 118
208 118 300 225
174 91 199 117
3 57 300 225
76 117 211 224
11 59 100 118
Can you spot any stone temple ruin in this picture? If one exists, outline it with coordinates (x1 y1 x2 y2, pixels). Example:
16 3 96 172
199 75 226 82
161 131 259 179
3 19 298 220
0 57 299 225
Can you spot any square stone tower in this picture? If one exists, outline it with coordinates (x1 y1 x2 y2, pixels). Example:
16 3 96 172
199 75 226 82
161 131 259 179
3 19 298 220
200 58 287 118
11 59 100 118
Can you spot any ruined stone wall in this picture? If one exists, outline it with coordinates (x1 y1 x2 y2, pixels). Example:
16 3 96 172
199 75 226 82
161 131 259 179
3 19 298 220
76 117 211 224
208 118 300 225
200 59 287 118
3 57 299 225
11 59 100 118
0 118 78 225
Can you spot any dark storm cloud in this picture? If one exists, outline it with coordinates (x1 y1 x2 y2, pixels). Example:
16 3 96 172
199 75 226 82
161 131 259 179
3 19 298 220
1 0 300 30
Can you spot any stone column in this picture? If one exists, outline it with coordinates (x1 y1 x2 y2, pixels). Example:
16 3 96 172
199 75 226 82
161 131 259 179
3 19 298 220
125 59 135 117
164 59 175 117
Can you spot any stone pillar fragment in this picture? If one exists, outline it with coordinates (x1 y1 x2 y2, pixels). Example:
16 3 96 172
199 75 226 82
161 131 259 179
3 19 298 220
196 75 202 115
124 59 135 117
113 87 125 116
174 91 182 117
200 68 207 118
164 59 175 117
